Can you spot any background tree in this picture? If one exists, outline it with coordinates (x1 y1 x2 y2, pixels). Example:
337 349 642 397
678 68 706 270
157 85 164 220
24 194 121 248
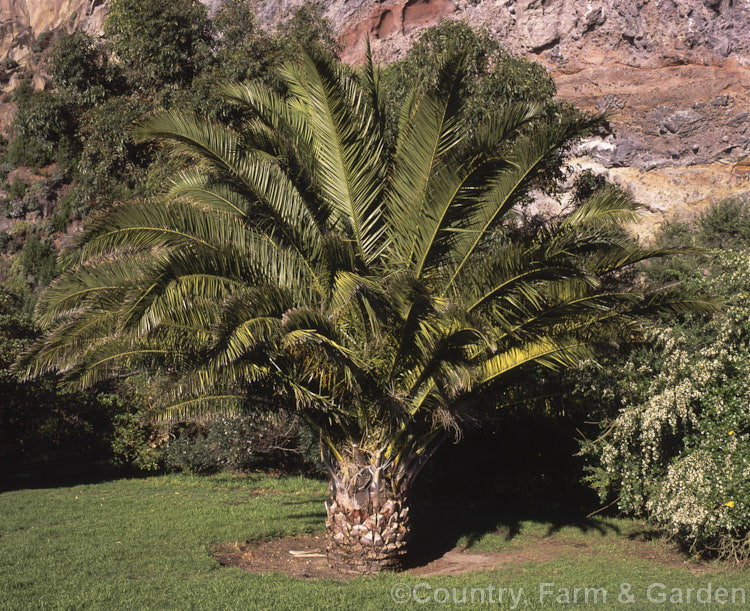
4 81 77 169
19 48 706 573
104 0 212 94
49 31 119 108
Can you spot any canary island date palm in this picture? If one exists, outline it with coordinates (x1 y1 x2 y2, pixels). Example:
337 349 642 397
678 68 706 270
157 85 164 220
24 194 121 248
19 48 706 573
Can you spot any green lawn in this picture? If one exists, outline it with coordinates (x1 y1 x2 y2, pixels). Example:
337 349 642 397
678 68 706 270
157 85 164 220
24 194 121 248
1 473 747 609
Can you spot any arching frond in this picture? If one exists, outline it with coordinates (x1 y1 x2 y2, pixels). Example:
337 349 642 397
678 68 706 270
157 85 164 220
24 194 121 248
20 47 708 474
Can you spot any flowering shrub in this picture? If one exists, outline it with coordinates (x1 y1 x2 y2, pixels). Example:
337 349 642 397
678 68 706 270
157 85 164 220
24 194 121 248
581 205 750 562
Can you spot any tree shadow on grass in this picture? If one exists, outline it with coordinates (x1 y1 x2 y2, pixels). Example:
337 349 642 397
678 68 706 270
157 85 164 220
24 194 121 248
0 460 138 493
404 416 622 568
406 500 621 568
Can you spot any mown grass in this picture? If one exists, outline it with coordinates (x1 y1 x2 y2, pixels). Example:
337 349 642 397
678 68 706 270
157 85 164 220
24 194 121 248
1 473 748 609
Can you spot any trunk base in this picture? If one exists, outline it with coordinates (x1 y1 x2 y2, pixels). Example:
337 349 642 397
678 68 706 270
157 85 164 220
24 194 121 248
325 498 410 574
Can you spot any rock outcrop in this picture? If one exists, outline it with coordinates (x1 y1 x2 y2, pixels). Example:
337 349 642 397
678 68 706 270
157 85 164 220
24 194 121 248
1 0 749 229
0 0 107 90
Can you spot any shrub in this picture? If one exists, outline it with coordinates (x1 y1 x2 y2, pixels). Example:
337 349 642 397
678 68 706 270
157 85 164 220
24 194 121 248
17 234 58 287
105 0 212 91
189 1 340 124
165 411 317 475
277 2 342 57
8 177 27 200
1 288 163 473
21 180 50 215
5 82 78 168
8 198 26 219
47 212 69 233
75 96 152 201
380 20 579 191
108 397 167 472
1 58 19 71
382 21 562 133
31 30 54 55
49 31 111 107
581 200 750 562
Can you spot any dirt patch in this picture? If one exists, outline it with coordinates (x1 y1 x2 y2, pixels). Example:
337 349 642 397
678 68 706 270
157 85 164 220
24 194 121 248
214 532 706 580
216 535 342 580
407 539 582 577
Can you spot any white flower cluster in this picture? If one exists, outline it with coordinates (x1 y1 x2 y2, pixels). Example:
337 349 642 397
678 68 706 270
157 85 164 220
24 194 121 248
594 251 750 555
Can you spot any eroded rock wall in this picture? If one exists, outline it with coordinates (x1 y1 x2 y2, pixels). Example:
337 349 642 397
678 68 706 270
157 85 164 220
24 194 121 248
0 0 106 89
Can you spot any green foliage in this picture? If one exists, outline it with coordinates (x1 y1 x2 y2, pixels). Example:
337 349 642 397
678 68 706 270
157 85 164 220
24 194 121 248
0 286 162 472
0 287 36 379
188 1 283 122
31 30 54 55
380 21 579 192
572 169 611 206
108 396 166 472
164 411 321 475
105 0 212 92
17 234 58 287
75 95 153 201
54 185 90 221
49 31 118 106
1 57 19 71
383 22 565 141
4 81 78 168
7 176 27 200
20 47 695 510
277 1 342 56
189 1 341 124
581 199 750 561
0 287 117 469
46 211 69 234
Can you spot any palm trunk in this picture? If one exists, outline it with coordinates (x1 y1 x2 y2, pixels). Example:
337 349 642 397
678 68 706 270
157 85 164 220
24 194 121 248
322 446 412 574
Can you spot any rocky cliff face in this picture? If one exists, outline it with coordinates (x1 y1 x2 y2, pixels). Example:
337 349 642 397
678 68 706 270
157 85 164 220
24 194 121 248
1 0 749 231
0 0 106 89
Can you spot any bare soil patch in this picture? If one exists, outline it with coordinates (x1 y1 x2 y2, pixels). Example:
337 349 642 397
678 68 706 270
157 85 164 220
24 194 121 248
215 531 706 580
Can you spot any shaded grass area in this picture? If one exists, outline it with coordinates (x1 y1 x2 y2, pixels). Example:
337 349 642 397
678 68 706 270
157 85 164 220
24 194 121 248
1 474 748 609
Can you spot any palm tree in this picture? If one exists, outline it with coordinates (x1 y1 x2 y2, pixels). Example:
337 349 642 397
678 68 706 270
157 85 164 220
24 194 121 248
19 48 705 573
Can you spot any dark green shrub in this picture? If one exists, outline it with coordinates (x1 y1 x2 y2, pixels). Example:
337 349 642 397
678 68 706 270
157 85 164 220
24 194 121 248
105 0 212 91
0 162 14 181
383 20 562 135
277 2 342 57
1 58 19 71
18 234 58 287
49 31 111 106
380 21 579 192
31 30 54 55
8 177 27 200
1 288 161 473
189 1 340 123
55 185 92 221
5 82 78 168
0 289 107 469
107 395 166 471
21 181 51 215
75 96 153 201
696 198 750 249
165 412 317 475
572 169 610 205
47 212 69 233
